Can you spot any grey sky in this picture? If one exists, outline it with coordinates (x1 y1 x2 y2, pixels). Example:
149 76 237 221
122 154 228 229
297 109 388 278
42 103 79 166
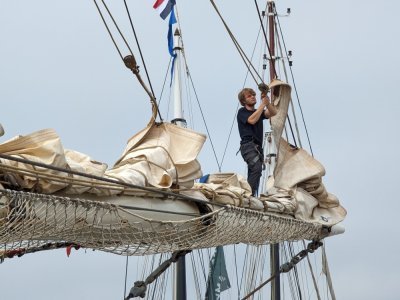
1 0 399 299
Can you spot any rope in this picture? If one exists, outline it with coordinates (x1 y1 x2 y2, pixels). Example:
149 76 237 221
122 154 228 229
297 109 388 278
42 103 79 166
92 0 124 60
289 242 303 300
124 250 191 299
93 0 162 121
0 153 224 208
322 245 337 300
123 0 158 105
253 0 278 79
186 70 222 172
275 13 314 156
173 15 222 171
233 245 241 300
241 240 323 300
209 0 264 85
302 239 321 300
123 256 129 300
100 0 134 55
0 189 325 259
157 57 173 107
220 23 264 170
275 23 303 148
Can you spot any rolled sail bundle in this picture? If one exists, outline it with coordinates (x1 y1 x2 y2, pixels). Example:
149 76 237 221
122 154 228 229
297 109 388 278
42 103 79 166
0 122 206 195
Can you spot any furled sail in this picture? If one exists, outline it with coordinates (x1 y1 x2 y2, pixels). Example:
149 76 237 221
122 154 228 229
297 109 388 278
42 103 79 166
193 80 346 226
0 122 206 195
0 80 345 258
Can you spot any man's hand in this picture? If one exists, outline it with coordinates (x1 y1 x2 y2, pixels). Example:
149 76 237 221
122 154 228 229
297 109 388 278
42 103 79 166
261 93 270 107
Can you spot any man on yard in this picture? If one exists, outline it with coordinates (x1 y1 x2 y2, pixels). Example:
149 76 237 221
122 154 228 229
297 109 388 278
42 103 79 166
237 87 277 196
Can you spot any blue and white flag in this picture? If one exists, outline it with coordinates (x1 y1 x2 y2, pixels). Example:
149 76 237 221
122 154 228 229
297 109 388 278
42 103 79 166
153 0 177 85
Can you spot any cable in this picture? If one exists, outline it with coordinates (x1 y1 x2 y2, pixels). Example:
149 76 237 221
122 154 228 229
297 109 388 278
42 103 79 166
233 245 241 300
220 23 264 169
186 71 222 172
253 0 278 79
275 12 314 156
123 0 157 102
209 0 264 85
157 57 173 107
123 256 129 300
92 0 124 61
100 0 134 55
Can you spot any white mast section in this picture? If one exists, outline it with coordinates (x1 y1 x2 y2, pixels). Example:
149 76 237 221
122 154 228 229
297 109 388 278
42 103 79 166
171 29 187 128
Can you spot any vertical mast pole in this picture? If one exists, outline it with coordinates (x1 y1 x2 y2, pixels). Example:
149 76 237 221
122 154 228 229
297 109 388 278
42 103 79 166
172 29 186 127
171 28 187 300
267 1 281 300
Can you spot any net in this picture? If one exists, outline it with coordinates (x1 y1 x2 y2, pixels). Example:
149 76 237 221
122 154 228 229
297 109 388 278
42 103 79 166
0 189 324 258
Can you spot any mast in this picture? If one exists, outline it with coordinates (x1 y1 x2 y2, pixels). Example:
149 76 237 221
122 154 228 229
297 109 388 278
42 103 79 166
267 1 280 299
171 29 187 128
171 28 187 300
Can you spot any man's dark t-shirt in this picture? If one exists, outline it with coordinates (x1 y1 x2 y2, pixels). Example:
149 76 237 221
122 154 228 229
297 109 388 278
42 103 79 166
237 107 268 147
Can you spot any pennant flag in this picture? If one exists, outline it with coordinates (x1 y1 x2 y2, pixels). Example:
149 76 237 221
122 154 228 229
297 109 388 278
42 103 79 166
153 0 176 20
168 8 177 86
167 7 177 57
153 0 177 85
205 246 231 300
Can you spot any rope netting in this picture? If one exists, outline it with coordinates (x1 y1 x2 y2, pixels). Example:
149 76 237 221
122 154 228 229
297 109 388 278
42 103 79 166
0 189 324 258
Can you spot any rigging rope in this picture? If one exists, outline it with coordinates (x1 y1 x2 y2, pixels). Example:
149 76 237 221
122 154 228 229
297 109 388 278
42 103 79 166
186 71 222 172
157 57 173 107
123 0 158 106
275 12 314 156
92 0 124 60
241 240 323 300
219 22 264 170
92 0 162 121
0 153 224 209
288 242 303 300
275 24 303 148
253 0 278 79
100 0 135 55
124 250 191 299
233 245 241 300
123 256 129 300
209 0 264 85
302 240 322 300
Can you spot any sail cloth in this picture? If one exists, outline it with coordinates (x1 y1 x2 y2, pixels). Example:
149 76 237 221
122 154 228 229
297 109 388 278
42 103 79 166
106 122 206 190
269 79 346 225
0 129 74 193
0 123 206 194
194 80 346 226
0 80 345 226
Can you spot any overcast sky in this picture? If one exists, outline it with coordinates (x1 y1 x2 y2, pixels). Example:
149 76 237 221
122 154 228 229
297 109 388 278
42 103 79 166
0 0 399 299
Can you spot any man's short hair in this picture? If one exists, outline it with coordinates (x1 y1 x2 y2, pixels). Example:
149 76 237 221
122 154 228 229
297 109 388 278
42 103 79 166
238 88 255 106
